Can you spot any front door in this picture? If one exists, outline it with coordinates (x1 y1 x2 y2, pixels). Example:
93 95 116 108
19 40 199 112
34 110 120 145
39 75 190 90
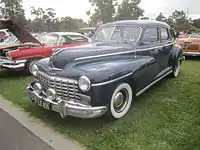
134 27 161 92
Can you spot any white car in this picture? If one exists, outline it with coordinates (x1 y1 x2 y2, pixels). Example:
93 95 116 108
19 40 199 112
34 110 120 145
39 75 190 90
0 29 12 42
36 32 91 46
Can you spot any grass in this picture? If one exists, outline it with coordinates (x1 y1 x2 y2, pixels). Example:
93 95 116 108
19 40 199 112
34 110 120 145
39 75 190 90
1 58 200 150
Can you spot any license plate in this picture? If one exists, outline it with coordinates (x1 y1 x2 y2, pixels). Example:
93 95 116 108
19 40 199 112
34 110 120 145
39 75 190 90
37 99 50 110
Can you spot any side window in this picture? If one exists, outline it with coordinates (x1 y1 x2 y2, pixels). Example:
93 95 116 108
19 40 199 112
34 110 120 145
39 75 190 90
161 28 169 41
59 36 66 45
67 35 89 43
143 28 159 45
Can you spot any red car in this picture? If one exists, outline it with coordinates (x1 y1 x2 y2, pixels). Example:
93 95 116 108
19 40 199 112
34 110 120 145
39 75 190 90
0 19 90 74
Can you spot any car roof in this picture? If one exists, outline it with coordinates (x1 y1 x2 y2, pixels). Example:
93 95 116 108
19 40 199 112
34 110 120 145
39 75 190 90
101 20 170 28
0 29 8 31
46 32 83 36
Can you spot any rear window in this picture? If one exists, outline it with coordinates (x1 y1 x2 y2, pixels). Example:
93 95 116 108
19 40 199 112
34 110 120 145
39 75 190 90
143 28 159 45
0 31 6 36
161 28 169 41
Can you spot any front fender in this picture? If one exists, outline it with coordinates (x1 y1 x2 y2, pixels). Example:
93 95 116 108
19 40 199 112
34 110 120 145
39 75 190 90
169 44 183 67
9 47 52 60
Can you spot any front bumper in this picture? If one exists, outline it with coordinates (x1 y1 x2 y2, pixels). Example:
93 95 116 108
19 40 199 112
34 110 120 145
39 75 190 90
183 51 200 56
27 83 108 119
0 58 27 69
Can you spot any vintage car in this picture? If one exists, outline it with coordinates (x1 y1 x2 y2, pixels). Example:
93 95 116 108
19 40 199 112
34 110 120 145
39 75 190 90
27 20 184 120
176 32 200 56
0 19 90 74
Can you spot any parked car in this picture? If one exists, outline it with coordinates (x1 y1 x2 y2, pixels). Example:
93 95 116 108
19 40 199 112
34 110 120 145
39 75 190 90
0 29 12 42
27 20 184 120
176 32 200 56
0 19 90 74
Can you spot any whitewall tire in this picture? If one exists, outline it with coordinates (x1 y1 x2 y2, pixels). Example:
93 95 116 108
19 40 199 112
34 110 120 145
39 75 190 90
172 60 181 77
107 83 133 119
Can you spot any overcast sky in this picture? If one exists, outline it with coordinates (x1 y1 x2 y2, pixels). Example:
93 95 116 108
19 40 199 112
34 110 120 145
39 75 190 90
23 0 200 21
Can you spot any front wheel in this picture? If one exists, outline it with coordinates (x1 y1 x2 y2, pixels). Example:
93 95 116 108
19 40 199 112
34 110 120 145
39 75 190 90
25 58 40 75
172 60 181 78
106 83 133 120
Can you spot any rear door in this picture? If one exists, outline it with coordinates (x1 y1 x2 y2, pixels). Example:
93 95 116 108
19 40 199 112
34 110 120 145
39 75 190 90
158 27 173 71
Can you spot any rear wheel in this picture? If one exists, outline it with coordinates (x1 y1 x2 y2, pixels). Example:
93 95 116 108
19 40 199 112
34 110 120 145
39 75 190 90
25 58 41 75
172 60 181 77
106 83 133 120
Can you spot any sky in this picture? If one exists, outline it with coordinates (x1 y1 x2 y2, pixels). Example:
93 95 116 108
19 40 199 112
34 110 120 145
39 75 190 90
23 0 200 21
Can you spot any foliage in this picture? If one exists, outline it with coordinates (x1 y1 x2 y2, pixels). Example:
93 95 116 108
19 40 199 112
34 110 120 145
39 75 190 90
0 0 27 26
87 0 118 25
155 10 192 32
115 0 144 21
28 7 88 33
1 60 200 150
87 0 143 25
156 13 166 22
193 18 200 28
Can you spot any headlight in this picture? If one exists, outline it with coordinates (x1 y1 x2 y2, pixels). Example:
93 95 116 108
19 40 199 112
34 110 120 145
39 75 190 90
5 52 12 60
78 76 91 92
33 83 42 94
31 64 38 76
46 88 56 101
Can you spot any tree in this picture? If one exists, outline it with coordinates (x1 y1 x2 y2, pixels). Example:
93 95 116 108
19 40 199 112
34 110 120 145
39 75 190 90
28 7 89 32
171 10 190 32
193 19 200 28
87 0 117 25
156 13 166 22
0 0 27 26
115 0 144 20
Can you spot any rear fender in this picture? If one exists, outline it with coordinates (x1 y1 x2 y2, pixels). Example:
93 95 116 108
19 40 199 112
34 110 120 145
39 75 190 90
169 44 183 67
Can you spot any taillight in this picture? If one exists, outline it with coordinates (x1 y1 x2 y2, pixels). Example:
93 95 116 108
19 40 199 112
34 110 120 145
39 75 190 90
3 35 8 40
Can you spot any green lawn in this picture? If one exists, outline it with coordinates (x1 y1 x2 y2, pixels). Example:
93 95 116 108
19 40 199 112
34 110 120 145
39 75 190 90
1 59 200 150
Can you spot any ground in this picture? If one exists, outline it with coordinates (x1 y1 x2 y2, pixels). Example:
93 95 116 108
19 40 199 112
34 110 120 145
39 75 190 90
0 58 200 150
0 108 54 150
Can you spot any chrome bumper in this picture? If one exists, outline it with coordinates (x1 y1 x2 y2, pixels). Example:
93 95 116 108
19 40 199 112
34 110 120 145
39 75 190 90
27 83 108 119
183 52 200 56
0 58 27 69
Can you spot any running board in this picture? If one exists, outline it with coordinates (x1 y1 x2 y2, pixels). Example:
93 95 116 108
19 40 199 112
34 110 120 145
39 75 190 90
136 70 173 96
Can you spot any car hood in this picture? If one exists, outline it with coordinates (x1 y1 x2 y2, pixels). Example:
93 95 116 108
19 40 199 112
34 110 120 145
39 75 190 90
50 42 134 69
0 19 41 45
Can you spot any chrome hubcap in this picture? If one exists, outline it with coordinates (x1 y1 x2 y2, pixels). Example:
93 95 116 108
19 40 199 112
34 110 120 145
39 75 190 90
113 89 128 113
114 92 124 108
29 61 37 73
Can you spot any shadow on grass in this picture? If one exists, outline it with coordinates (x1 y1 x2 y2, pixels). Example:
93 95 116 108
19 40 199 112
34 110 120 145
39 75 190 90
24 102 109 131
0 70 30 79
185 56 200 61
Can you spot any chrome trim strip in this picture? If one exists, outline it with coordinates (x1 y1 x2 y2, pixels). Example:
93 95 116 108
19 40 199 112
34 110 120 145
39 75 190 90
1 63 25 69
136 70 173 96
92 72 133 87
155 67 172 79
183 51 200 56
14 59 27 63
49 67 62 71
75 43 174 61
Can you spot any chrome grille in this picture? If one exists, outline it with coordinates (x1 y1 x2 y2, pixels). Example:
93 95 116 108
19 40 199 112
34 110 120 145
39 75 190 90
37 71 79 101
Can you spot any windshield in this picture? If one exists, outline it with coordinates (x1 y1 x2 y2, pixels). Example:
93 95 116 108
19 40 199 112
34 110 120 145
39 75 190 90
94 26 141 43
3 35 17 44
37 33 59 46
